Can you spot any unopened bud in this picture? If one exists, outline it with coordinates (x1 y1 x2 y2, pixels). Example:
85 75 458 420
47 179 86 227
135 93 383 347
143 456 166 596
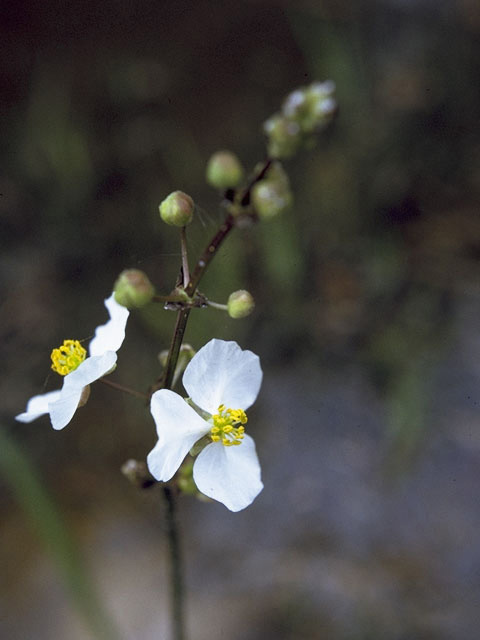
227 290 255 319
159 191 194 227
251 179 293 220
264 81 337 157
263 114 302 159
114 269 155 309
206 151 244 190
303 81 338 132
282 88 309 120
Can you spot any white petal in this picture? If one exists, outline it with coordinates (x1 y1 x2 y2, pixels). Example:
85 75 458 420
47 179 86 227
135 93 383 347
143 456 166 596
193 434 263 512
15 390 62 423
48 352 117 430
64 352 118 389
48 387 84 431
182 339 262 414
89 293 129 357
147 389 209 482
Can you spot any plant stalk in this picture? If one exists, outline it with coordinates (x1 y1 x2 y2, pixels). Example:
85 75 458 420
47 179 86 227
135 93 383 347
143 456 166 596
162 485 185 640
156 158 271 640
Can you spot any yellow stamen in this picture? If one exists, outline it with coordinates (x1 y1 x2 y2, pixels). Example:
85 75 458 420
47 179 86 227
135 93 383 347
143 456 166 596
209 405 248 446
51 339 86 376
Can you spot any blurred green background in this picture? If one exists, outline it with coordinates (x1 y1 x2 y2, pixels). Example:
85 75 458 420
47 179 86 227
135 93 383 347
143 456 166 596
1 1 479 638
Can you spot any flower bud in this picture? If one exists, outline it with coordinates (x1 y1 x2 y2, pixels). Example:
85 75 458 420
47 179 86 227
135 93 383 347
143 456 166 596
114 269 155 309
282 88 309 121
263 114 302 159
264 81 337 157
206 151 244 190
227 290 255 319
301 81 338 133
159 191 194 227
251 179 293 220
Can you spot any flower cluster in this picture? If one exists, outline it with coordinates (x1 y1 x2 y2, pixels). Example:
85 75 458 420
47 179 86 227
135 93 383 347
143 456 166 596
15 80 337 513
264 80 337 158
17 308 263 510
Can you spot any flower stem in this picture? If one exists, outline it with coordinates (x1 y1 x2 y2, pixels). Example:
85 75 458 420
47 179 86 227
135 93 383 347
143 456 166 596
153 308 191 393
100 377 149 400
240 157 272 206
185 214 235 297
154 157 272 640
162 485 185 640
205 300 228 311
180 226 190 288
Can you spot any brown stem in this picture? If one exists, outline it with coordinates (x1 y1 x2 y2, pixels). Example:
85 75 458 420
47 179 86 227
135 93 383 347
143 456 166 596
151 308 191 394
240 157 272 206
162 485 185 640
185 214 235 297
100 377 149 400
150 156 272 640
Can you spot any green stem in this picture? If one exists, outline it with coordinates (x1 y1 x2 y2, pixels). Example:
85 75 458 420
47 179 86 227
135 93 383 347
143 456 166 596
206 300 228 311
180 227 190 288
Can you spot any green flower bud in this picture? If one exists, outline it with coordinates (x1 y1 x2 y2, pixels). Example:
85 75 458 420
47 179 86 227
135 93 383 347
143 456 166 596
301 81 337 133
264 81 337 157
159 190 194 227
206 151 244 190
227 290 255 319
282 88 309 121
263 114 302 159
114 269 155 309
251 178 293 220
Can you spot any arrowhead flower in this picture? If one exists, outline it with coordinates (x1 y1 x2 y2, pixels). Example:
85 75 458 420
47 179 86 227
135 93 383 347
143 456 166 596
147 339 264 512
16 294 129 430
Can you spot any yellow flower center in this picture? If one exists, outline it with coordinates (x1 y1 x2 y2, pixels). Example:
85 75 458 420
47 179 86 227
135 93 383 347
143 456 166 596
210 404 247 447
51 339 87 376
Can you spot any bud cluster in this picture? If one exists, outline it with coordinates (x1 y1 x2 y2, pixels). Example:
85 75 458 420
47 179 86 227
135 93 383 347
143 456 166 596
263 81 337 158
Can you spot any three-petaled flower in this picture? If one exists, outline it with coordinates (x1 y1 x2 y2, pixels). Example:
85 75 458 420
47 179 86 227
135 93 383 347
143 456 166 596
16 294 129 430
147 339 263 512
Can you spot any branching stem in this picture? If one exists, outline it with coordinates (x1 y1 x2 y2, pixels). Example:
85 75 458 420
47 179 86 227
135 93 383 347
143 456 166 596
152 156 272 640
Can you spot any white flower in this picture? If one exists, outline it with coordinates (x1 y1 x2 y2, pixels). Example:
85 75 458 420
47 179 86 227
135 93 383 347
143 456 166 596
147 339 264 512
16 294 129 430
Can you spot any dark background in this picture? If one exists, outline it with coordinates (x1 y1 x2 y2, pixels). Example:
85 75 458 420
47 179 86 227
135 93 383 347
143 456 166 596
1 1 479 638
